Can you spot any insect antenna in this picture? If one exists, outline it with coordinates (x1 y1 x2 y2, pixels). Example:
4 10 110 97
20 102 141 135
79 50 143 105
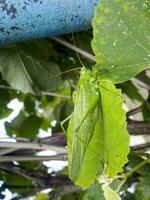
53 67 82 78
71 32 86 69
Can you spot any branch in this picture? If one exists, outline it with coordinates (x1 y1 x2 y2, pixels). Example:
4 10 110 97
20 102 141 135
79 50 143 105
0 85 70 98
131 142 150 151
0 163 45 186
0 154 67 162
39 133 67 146
126 106 142 117
127 120 150 135
0 141 67 153
51 37 96 62
49 185 81 199
0 148 18 156
133 78 150 91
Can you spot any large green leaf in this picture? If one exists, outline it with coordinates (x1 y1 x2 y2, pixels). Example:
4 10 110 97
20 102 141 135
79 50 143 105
0 47 61 93
92 0 150 83
98 80 130 177
67 69 130 189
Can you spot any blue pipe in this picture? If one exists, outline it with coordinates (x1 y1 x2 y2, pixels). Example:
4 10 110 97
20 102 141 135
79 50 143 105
0 0 98 45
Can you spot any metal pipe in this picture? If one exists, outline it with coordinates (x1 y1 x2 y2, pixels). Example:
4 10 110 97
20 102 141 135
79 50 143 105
0 0 98 45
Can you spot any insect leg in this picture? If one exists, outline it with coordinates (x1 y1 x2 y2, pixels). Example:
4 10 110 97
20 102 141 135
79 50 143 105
61 113 73 137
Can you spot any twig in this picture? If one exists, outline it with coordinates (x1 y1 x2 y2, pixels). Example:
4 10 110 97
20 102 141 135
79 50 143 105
0 154 67 162
40 91 70 99
131 142 150 151
127 106 142 117
125 158 150 178
0 163 45 186
0 142 67 153
0 85 70 98
2 183 37 189
52 37 96 62
49 185 81 199
127 120 150 135
15 177 73 199
0 148 18 156
133 78 150 91
39 133 66 146
0 85 16 90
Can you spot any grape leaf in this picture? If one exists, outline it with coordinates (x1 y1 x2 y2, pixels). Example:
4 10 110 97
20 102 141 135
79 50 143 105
102 184 121 200
0 47 61 93
92 0 150 83
98 81 130 177
67 69 130 189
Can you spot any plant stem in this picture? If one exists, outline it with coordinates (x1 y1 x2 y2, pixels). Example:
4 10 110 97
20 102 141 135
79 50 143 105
0 85 71 98
52 37 96 62
125 158 150 178
117 158 150 192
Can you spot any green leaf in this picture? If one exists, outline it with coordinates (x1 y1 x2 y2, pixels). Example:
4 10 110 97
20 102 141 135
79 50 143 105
135 177 150 200
5 111 43 138
82 181 105 200
35 193 49 200
0 47 61 93
1 171 32 194
0 88 13 119
102 183 121 200
67 69 130 189
24 96 36 115
92 0 150 83
98 81 130 177
18 39 58 61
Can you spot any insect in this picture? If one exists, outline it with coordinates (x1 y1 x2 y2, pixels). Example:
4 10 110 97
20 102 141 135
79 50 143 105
61 65 130 189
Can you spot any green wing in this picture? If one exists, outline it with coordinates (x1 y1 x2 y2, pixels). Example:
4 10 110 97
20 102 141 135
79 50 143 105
67 69 104 189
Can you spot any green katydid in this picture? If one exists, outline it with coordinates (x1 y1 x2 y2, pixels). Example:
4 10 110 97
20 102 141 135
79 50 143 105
61 66 130 189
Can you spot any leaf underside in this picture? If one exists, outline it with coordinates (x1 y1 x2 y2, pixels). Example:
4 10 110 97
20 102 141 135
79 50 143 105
0 48 61 93
67 69 130 189
92 0 150 83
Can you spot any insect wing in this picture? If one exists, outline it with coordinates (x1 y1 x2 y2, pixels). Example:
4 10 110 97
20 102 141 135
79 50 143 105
67 70 104 189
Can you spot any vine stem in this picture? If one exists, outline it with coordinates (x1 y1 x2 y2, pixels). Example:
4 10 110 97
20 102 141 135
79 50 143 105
117 158 150 192
125 158 150 178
